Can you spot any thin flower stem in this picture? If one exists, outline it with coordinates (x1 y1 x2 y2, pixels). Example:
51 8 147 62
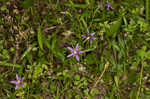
94 62 109 87
136 61 144 99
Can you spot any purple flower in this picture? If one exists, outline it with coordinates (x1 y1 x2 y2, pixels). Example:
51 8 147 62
67 43 84 61
10 74 24 89
82 31 96 43
104 1 114 10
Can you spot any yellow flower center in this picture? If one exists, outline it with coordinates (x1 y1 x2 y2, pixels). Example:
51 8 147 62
17 80 20 84
73 50 77 54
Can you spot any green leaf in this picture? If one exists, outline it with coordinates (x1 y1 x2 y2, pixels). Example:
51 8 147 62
146 0 149 22
90 88 99 96
109 17 122 38
21 0 34 9
80 18 87 29
145 90 150 95
65 1 88 8
74 81 80 86
86 53 97 65
33 63 42 83
21 43 36 60
84 89 89 96
37 25 43 50
146 50 150 59
0 5 7 11
0 61 21 68
50 82 56 92
137 46 147 59
114 76 119 87
43 37 51 50
112 41 120 51
74 74 80 81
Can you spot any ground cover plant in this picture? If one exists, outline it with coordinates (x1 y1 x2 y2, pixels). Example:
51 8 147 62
0 0 150 98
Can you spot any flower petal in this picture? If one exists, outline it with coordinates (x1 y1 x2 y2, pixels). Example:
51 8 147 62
75 54 79 61
91 32 95 36
86 32 89 35
93 37 96 40
75 43 79 50
82 35 87 38
104 3 108 7
67 53 74 57
67 47 74 51
20 83 24 87
10 81 17 84
90 39 93 43
20 77 24 81
110 6 114 10
78 51 84 54
15 84 19 89
16 74 19 80
87 29 89 34
106 7 110 10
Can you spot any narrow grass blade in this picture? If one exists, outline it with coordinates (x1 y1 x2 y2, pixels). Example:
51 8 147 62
65 0 88 8
111 17 122 38
20 43 36 60
37 25 43 50
0 61 22 68
146 0 149 23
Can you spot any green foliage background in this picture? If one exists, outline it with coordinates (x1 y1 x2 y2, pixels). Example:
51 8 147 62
0 0 150 98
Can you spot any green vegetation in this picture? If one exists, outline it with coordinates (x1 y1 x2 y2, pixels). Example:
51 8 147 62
0 0 150 98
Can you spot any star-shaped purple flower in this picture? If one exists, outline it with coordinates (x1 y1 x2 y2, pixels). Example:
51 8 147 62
104 1 114 10
10 74 24 89
67 43 84 61
82 31 96 43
